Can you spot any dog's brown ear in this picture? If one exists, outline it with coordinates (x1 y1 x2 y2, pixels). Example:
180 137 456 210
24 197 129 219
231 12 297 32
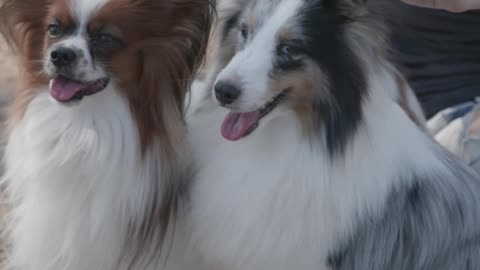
0 0 50 76
0 0 50 52
0 0 50 82
125 0 216 156
0 0 52 128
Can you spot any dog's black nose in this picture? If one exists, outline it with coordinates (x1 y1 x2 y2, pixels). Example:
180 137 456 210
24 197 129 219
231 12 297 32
214 81 241 105
50 47 77 67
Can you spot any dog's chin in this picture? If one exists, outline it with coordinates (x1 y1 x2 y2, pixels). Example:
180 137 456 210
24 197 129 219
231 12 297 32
49 75 110 104
220 91 288 141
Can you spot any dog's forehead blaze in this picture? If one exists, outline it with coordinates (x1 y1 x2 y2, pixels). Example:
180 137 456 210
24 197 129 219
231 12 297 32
46 0 110 24
66 0 110 22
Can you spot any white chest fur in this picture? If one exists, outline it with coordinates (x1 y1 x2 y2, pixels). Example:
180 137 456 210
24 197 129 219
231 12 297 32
4 88 170 270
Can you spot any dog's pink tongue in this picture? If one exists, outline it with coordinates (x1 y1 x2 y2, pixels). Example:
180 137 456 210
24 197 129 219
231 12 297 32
221 111 260 141
49 77 85 102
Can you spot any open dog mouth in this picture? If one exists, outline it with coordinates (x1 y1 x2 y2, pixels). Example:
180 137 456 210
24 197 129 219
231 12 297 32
49 76 110 103
221 91 288 141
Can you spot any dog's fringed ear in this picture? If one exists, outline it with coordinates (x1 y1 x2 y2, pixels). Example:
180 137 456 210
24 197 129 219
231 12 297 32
0 0 51 128
0 0 50 83
0 0 50 52
0 0 49 75
121 0 216 157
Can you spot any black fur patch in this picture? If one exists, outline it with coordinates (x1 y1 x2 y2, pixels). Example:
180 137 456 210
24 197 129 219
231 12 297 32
298 1 367 156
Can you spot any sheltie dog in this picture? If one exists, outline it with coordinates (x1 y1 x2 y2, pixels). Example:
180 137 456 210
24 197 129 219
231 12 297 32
187 0 480 269
0 0 213 269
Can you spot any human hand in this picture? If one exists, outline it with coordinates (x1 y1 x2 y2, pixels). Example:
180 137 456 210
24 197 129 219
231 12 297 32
400 0 480 12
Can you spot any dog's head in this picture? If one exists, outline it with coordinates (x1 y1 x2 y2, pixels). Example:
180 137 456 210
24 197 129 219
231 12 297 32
1 0 215 152
212 0 384 155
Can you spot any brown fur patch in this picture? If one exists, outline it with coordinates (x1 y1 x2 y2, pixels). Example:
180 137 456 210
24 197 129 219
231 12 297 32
48 0 75 31
44 0 76 49
277 28 296 44
268 61 329 135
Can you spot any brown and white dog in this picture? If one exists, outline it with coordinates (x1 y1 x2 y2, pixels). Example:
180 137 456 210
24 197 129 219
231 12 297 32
0 0 213 269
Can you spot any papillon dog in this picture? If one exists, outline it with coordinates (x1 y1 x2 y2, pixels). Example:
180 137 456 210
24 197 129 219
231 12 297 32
0 0 213 269
187 0 480 269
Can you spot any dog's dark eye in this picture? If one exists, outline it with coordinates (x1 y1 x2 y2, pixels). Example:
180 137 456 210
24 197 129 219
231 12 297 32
240 24 248 39
90 32 124 57
98 33 114 44
278 44 291 56
274 41 305 71
277 42 303 57
47 24 62 38
92 32 120 48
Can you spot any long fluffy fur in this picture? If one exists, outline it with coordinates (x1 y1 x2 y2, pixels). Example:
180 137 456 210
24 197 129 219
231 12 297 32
187 0 480 269
0 0 214 269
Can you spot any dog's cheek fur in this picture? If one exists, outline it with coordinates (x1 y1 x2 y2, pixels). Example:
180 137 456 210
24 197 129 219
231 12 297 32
268 61 331 136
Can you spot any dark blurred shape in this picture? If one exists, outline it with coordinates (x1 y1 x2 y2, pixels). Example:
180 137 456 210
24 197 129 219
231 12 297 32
368 1 480 118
